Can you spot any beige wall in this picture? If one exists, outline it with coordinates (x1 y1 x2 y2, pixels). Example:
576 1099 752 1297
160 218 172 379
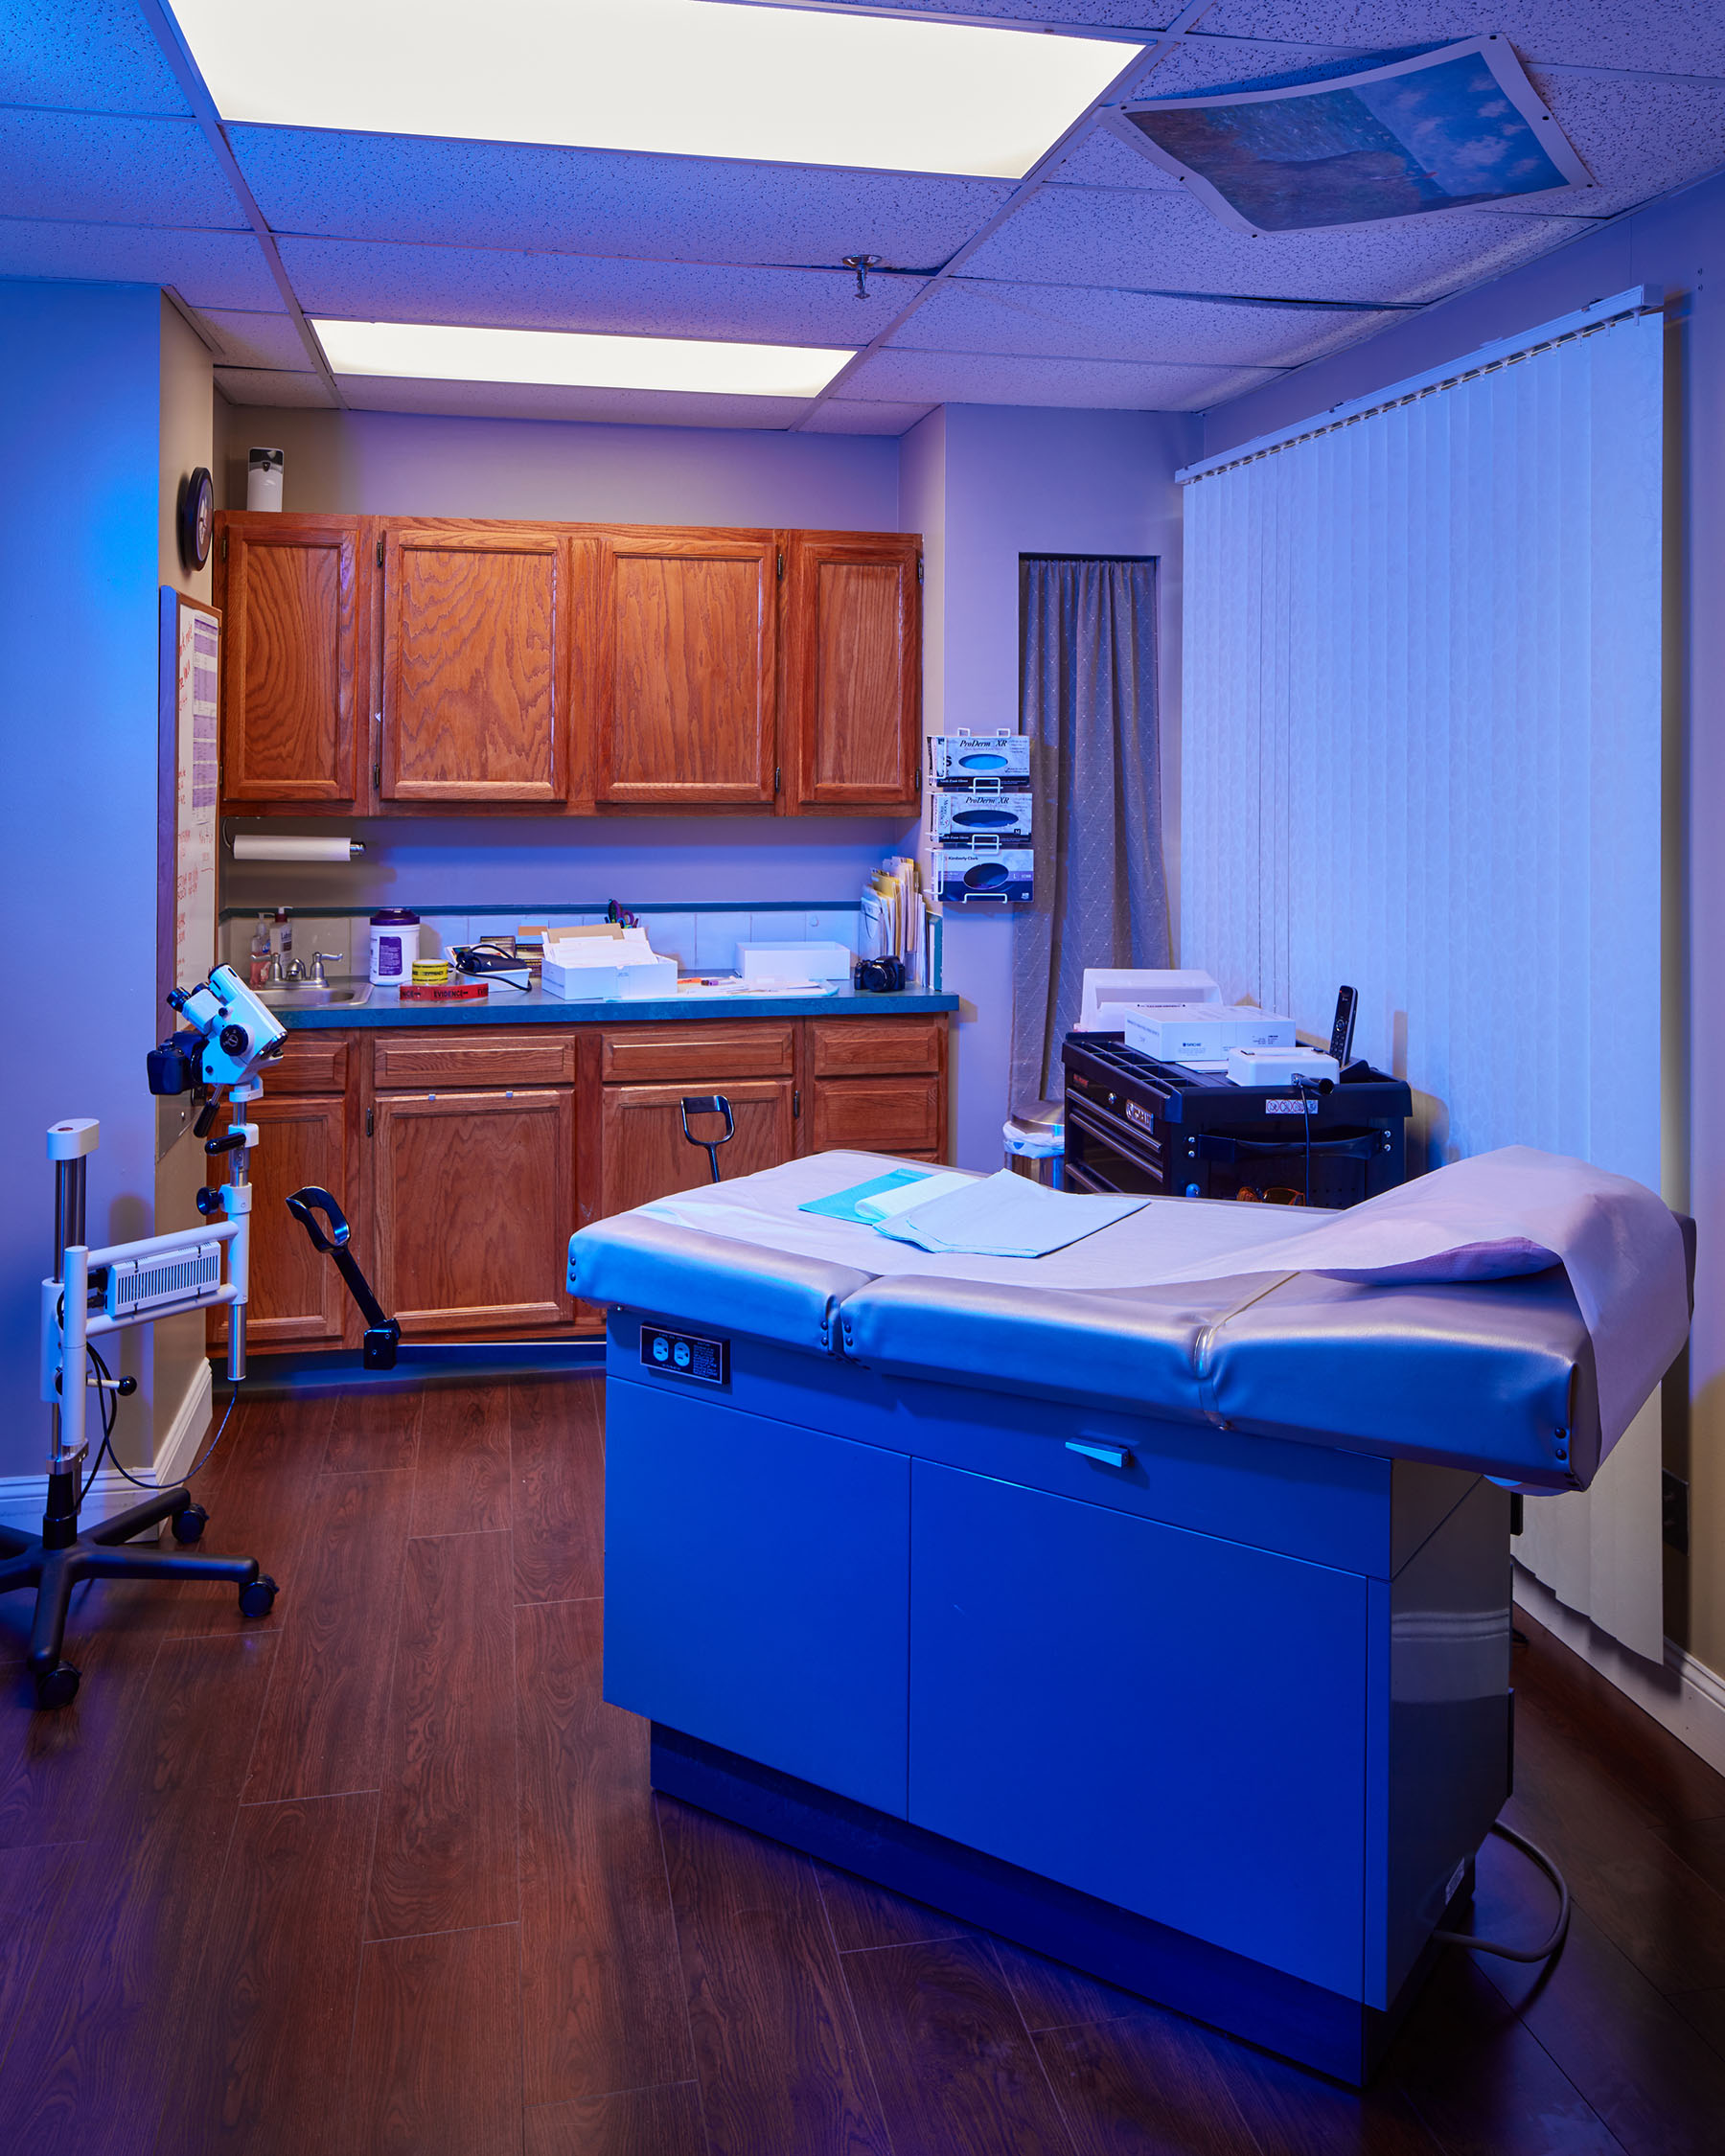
153 296 215 1456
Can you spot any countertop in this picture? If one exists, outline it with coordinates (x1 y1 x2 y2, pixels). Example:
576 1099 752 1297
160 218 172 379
274 982 958 1031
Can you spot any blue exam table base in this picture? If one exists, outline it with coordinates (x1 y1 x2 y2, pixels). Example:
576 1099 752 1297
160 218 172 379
651 1723 1475 2089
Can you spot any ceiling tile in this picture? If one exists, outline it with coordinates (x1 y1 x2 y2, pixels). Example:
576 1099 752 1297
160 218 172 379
908 278 1396 366
1190 4 1725 78
962 184 1598 303
798 398 936 434
279 238 921 347
1508 70 1725 218
232 127 1012 270
216 366 335 407
336 374 813 429
0 218 280 308
844 345 1279 409
0 110 245 230
196 309 313 370
0 1 193 117
816 1 1176 21
1046 124 1185 191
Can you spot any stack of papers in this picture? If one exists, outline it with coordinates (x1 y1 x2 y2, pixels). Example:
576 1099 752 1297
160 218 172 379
800 1168 1145 1257
542 924 678 1001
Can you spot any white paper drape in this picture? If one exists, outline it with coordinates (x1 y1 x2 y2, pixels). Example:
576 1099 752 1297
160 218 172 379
1181 309 1666 1658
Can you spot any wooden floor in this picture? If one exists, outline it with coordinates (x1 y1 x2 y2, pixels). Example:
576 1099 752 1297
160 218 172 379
1 1377 1724 2154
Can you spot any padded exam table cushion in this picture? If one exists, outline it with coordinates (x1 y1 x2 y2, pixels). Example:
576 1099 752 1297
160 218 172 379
572 1160 1602 1490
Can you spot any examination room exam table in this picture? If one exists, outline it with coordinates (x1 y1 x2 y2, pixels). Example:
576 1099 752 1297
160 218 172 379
568 1148 1693 2083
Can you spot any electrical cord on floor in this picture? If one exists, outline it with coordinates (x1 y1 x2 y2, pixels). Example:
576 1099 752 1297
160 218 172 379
1433 1821 1571 1962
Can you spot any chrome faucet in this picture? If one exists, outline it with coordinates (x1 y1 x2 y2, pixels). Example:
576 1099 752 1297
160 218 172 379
310 952 344 987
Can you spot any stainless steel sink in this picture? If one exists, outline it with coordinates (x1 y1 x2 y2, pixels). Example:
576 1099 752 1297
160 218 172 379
258 979 373 1010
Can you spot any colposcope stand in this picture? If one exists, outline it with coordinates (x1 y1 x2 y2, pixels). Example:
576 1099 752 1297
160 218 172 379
0 1112 275 1709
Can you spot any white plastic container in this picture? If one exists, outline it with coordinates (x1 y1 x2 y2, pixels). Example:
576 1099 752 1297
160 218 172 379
246 447 284 511
737 940 851 983
369 909 421 985
1125 1004 1296 1061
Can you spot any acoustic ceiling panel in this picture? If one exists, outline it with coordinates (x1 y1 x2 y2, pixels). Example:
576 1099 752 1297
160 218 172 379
799 398 937 434
846 345 1279 410
215 366 335 407
0 218 282 309
279 238 918 348
904 278 1392 368
0 110 245 230
963 184 1598 303
1191 3 1725 78
335 374 814 429
196 309 314 370
231 127 1014 269
1503 71 1725 218
0 0 193 117
1046 126 1186 192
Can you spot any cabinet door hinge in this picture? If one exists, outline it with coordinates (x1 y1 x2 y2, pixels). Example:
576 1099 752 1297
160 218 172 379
776 551 785 580
377 537 384 566
793 1088 800 1119
218 530 228 563
365 1107 374 1138
773 765 782 794
916 556 924 585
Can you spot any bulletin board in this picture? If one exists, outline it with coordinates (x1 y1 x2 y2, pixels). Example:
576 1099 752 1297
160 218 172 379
157 587 221 1007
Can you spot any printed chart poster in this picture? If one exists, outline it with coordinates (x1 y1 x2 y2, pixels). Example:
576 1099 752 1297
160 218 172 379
175 603 219 990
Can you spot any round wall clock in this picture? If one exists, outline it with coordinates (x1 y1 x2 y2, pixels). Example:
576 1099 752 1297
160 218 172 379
178 466 215 570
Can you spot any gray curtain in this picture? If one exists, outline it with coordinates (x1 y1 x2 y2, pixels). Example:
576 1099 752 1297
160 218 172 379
1010 558 1169 1112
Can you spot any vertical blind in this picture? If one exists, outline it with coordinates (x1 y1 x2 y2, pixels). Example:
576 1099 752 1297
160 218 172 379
1180 303 1665 1654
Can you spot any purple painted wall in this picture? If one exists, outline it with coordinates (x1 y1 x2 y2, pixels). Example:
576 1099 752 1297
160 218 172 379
908 404 1198 1166
1202 170 1725 1673
0 282 162 1479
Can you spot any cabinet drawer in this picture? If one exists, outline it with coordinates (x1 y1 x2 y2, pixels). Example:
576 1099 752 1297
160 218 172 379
268 1031 351 1094
810 1017 943 1077
812 1074 942 1155
372 1029 577 1090
600 1022 794 1083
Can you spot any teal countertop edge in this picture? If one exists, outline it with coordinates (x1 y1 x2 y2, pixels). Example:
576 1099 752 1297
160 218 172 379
277 986 958 1030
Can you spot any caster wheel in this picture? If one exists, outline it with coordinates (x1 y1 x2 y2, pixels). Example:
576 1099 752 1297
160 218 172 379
34 1662 80 1710
171 1503 208 1545
238 1576 278 1619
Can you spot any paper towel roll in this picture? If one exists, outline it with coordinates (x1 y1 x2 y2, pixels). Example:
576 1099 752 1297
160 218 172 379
231 836 364 863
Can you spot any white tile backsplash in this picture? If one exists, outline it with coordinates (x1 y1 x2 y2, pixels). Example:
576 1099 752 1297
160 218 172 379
649 913 696 969
805 909 859 956
693 914 742 973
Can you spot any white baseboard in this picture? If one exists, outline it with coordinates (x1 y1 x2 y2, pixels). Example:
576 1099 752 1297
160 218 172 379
1514 1565 1725 1778
0 1359 215 1537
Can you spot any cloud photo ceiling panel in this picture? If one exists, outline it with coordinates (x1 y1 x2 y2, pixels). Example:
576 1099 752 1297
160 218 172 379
279 240 918 348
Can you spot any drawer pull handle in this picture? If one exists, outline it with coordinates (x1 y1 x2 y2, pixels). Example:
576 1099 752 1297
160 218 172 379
1067 1439 1133 1471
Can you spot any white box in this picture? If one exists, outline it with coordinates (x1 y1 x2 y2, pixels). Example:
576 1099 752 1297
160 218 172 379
738 940 851 983
1078 970 1220 1031
542 925 676 1001
1125 1003 1296 1060
615 955 679 999
1226 1046 1341 1089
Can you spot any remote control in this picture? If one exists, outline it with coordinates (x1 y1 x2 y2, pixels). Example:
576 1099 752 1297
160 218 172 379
1328 984 1359 1069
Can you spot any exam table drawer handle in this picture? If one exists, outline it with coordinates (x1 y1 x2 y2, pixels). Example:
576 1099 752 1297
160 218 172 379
1066 1439 1134 1471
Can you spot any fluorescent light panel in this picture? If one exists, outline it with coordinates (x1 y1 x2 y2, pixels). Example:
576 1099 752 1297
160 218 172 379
312 319 854 399
171 0 1140 178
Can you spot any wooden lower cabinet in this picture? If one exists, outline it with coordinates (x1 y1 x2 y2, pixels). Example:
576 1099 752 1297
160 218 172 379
600 1078 796 1216
373 1087 574 1335
234 1011 948 1354
214 1093 354 1349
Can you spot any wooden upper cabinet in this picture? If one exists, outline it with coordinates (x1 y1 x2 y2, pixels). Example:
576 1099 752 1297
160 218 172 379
783 531 921 814
218 514 363 806
594 528 777 808
380 522 583 805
